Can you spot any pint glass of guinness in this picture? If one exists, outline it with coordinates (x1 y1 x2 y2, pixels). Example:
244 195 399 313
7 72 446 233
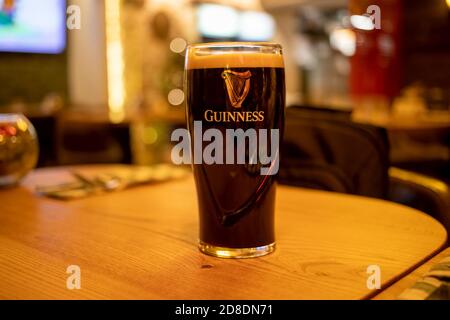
185 43 285 258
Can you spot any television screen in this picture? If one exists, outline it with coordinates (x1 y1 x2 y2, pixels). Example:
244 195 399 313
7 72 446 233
197 4 275 42
0 0 66 54
197 4 239 39
238 11 275 41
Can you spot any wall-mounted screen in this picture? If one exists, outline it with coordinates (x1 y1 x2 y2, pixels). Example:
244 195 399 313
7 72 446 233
238 11 275 41
0 0 66 54
197 4 275 41
197 4 239 39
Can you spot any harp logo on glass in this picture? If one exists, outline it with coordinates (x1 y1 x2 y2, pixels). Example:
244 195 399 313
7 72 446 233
204 70 265 123
222 69 252 108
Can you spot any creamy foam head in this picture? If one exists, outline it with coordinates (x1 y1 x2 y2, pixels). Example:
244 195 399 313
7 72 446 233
186 43 284 70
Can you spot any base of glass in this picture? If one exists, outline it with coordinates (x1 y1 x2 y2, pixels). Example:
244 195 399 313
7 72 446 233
198 241 275 259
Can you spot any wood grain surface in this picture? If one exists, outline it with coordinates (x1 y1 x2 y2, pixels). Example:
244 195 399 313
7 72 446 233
0 165 447 299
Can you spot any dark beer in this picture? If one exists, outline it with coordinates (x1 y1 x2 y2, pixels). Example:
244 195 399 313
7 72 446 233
185 43 285 258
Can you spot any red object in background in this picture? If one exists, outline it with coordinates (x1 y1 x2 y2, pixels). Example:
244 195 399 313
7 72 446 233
0 125 17 137
350 0 403 101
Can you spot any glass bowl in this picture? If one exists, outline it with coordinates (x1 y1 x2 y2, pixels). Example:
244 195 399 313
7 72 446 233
0 114 39 187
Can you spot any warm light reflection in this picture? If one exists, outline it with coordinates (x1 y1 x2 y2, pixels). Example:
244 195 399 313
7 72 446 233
105 0 125 123
389 168 449 195
16 118 28 132
142 127 158 145
447 0 450 9
350 14 374 31
330 29 356 56
216 250 232 257
168 89 185 106
169 37 187 54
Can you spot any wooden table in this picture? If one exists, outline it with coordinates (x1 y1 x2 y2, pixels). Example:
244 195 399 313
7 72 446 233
353 111 450 133
373 247 450 300
0 165 447 300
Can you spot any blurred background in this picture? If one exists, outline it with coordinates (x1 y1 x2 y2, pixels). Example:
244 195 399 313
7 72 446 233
0 0 449 231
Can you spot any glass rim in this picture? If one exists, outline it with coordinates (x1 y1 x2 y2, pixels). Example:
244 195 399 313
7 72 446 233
0 113 26 119
187 42 282 50
185 42 284 69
